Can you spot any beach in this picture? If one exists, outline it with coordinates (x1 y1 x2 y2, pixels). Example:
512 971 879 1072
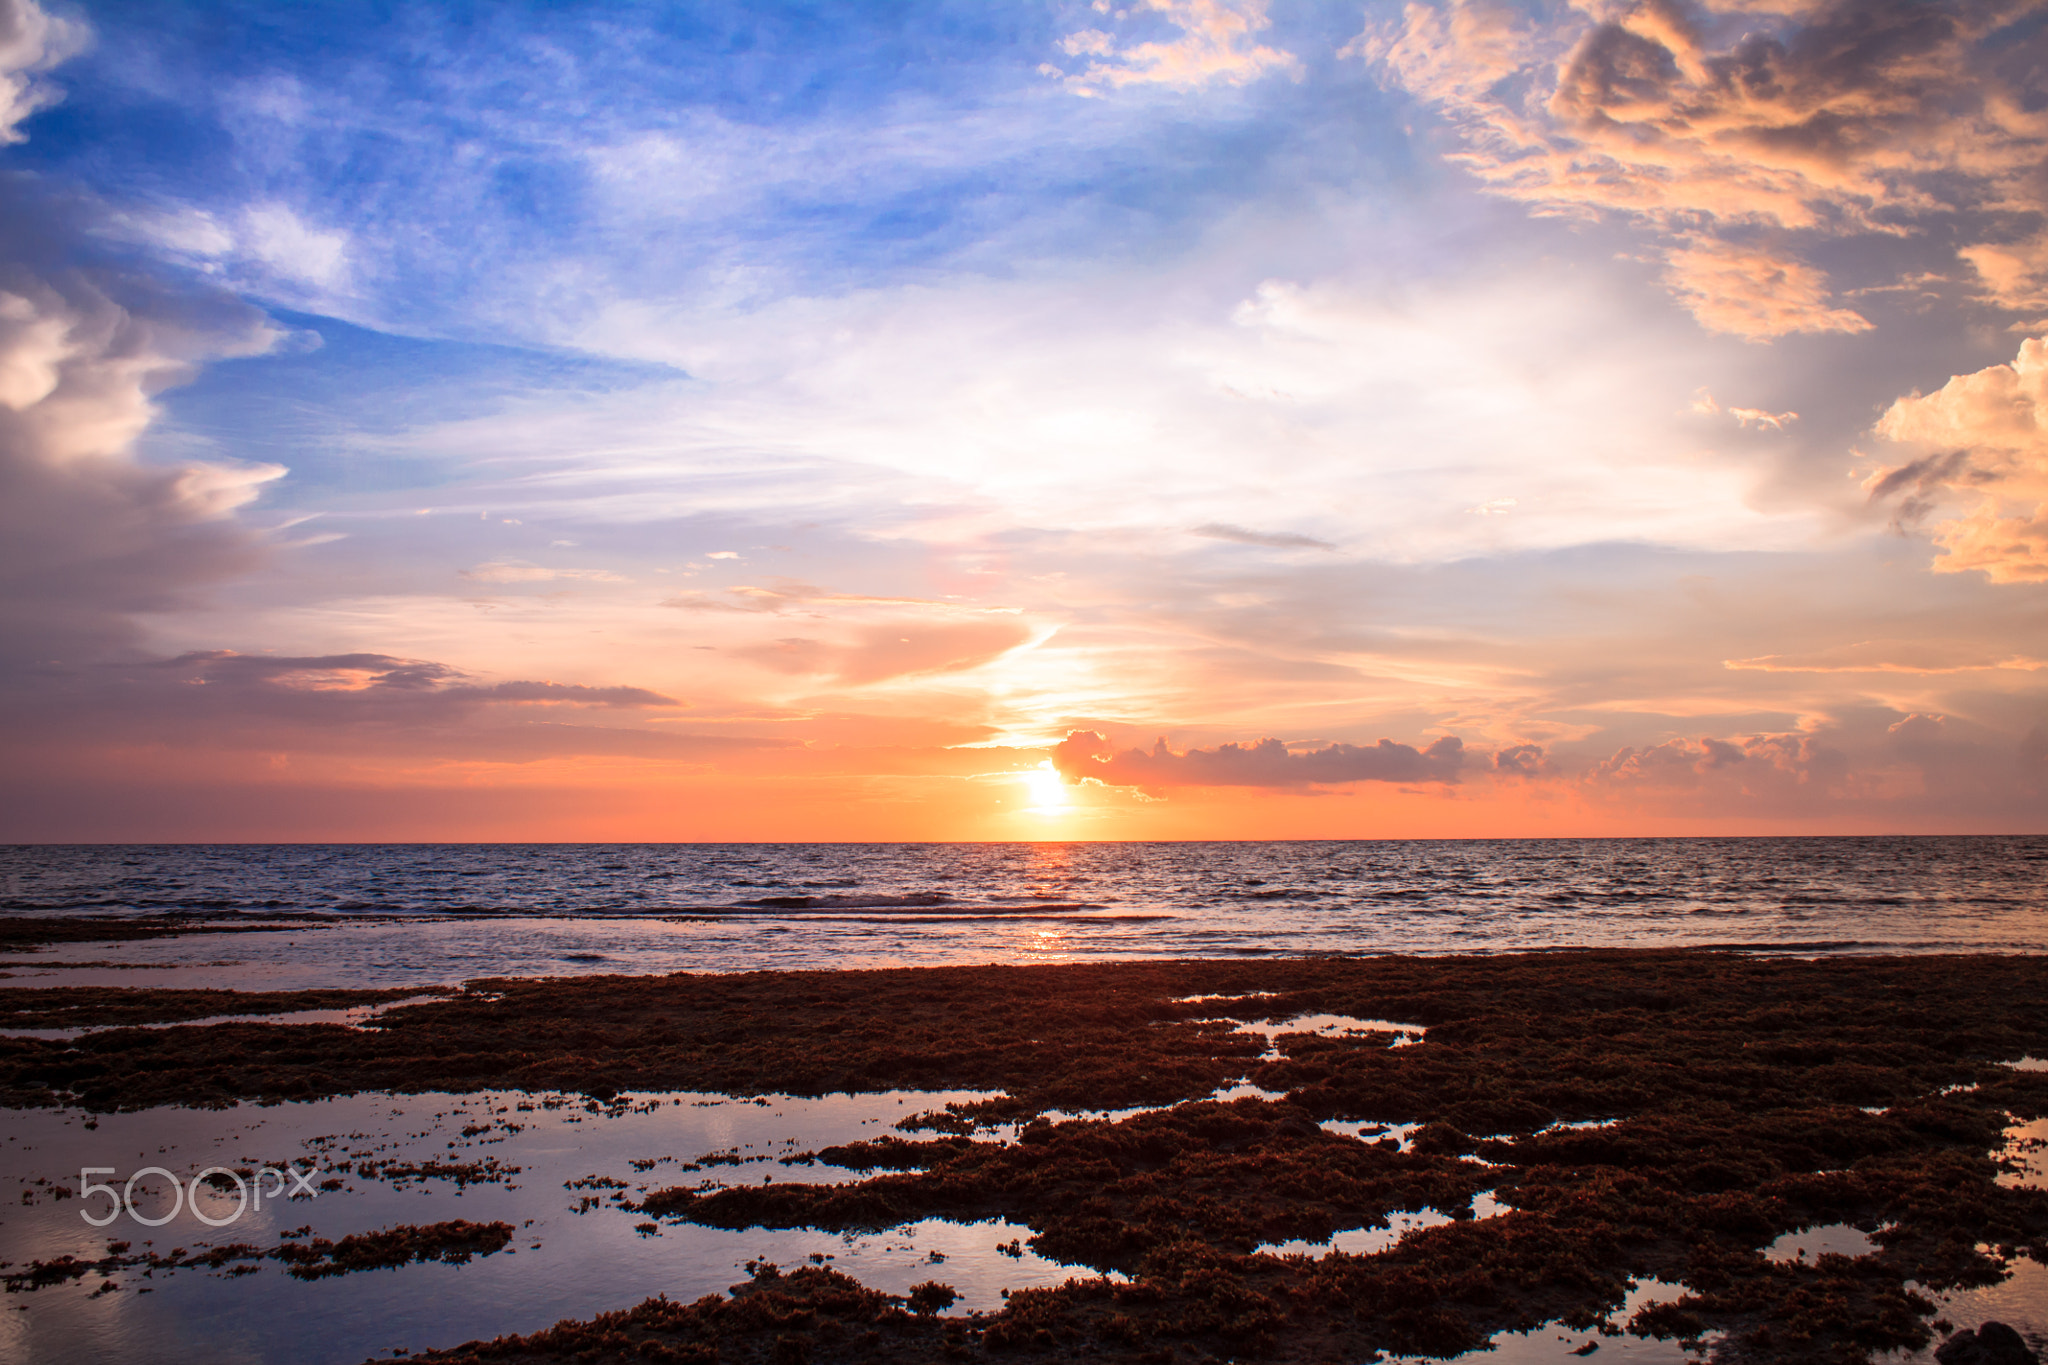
4 914 2047 1363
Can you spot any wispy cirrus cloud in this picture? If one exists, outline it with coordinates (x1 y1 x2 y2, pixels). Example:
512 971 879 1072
661 578 1015 614
1189 522 1335 550
460 560 627 584
734 619 1037 686
1725 640 2048 674
118 202 356 307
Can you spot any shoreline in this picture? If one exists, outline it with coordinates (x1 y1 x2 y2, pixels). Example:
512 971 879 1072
3 909 2036 1003
3 929 2048 1361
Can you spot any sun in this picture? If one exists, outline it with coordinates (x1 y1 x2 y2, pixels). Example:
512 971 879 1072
1021 761 1070 813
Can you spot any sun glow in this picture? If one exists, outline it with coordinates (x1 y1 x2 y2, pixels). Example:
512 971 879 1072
1021 761 1070 814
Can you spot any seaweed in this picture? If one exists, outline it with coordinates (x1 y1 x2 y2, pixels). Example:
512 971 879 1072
9 948 2048 1362
1 1219 513 1291
0 985 446 1029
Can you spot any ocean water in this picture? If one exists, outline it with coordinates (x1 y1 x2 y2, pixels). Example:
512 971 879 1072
0 837 2044 986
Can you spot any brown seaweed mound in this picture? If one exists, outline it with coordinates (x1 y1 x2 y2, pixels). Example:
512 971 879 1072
1 985 443 1029
414 1261 944 1364
1 1218 514 1291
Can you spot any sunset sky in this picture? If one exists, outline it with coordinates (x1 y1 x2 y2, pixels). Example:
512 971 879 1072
2 0 2046 841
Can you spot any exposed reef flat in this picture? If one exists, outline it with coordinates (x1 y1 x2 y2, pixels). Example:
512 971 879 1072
4 944 2048 1363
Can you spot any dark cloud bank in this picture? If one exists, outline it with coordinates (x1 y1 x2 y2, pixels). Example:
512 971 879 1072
1052 730 1467 789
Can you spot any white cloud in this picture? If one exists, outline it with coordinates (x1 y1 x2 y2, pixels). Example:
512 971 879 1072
0 0 86 144
361 255 1833 570
0 219 285 666
103 202 353 301
240 203 352 291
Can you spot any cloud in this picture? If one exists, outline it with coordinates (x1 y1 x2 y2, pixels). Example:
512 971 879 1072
734 619 1035 685
1725 640 2048 673
1359 0 2048 337
1048 0 1300 94
661 578 1009 614
1868 335 2048 582
461 560 628 584
114 201 356 307
1726 406 1796 431
1189 522 1335 549
0 199 287 669
3 648 704 772
1050 728 1465 789
1960 234 2048 320
1660 239 1871 340
1564 707 2048 824
542 263 1828 577
0 0 84 145
237 203 353 292
1589 731 1838 786
142 650 680 714
0 2 311 682
1683 385 1800 429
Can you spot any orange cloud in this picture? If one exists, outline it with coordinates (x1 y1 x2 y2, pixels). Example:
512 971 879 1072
1047 0 1300 94
1725 640 2048 674
1724 407 1797 431
1359 0 2048 337
1661 240 1870 339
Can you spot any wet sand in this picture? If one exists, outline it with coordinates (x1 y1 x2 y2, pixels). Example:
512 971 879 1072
3 919 2047 1363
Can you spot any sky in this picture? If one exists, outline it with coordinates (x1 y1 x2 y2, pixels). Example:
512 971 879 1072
1 0 2046 842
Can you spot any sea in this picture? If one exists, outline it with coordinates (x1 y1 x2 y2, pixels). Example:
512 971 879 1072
1 836 2044 989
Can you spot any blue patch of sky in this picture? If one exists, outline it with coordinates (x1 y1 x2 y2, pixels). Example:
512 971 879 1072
142 308 684 503
24 1 1425 336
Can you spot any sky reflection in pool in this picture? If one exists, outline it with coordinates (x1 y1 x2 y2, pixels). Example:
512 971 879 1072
0 1088 1101 1364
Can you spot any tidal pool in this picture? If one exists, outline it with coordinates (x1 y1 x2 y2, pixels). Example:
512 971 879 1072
1257 1192 1512 1258
0 1088 1104 1364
